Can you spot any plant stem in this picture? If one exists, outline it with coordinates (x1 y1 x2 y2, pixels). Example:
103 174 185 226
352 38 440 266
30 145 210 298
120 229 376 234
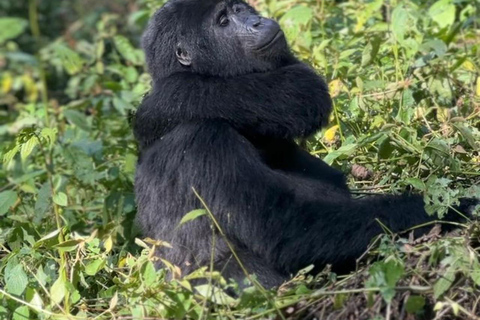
28 0 50 126
29 0 70 312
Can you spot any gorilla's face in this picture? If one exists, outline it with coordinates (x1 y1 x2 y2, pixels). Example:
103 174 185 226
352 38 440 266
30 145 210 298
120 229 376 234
209 1 287 57
143 0 293 79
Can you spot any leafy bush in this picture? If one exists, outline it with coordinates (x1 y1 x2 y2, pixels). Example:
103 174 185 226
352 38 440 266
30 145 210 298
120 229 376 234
0 0 479 319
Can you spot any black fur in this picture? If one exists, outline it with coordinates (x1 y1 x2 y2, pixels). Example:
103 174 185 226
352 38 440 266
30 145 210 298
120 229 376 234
134 0 474 288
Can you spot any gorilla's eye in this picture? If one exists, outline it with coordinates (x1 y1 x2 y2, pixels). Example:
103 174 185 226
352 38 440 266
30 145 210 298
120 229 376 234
233 5 242 13
218 14 229 27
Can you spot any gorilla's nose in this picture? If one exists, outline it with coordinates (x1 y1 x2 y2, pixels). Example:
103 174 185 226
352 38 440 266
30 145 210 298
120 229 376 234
252 17 262 28
247 15 262 29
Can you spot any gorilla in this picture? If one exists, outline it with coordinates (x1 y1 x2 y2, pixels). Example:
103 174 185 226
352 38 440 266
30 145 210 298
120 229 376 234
133 0 476 288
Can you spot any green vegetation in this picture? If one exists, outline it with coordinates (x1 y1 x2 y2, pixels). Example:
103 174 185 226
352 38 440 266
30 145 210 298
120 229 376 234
1 0 479 318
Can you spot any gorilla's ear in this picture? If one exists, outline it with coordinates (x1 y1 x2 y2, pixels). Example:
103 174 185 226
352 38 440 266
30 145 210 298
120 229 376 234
175 46 192 66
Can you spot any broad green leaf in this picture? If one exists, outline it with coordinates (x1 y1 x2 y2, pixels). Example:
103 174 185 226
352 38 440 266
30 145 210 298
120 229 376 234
34 228 61 248
433 266 456 298
470 261 480 286
323 144 357 165
0 18 27 44
367 260 405 303
53 192 68 207
429 0 455 29
142 261 157 286
279 6 313 44
54 239 82 252
452 124 477 150
85 259 106 276
406 295 425 314
0 190 18 215
391 6 408 42
195 285 237 305
114 35 144 65
34 183 52 223
50 277 66 304
361 38 380 67
112 96 132 115
20 136 39 160
109 292 118 310
405 178 426 191
29 290 44 310
281 6 312 26
3 145 19 166
5 264 28 295
64 110 90 131
54 43 85 75
178 209 207 227
12 306 29 320
40 128 58 147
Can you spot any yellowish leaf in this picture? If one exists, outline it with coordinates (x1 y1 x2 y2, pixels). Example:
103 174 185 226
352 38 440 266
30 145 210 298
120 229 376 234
462 60 476 72
324 125 339 143
436 108 449 122
328 79 343 98
1 72 13 93
22 75 38 102
104 236 113 253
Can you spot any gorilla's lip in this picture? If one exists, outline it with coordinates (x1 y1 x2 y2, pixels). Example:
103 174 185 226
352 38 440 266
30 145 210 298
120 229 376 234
256 30 284 51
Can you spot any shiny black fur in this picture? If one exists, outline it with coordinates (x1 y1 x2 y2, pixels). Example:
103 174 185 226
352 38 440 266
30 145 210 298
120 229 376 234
134 0 474 288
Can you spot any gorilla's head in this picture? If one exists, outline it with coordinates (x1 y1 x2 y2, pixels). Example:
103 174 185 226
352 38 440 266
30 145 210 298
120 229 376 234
142 0 294 79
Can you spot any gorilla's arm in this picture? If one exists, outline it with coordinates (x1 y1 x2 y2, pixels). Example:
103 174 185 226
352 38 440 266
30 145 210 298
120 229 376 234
250 137 348 191
166 122 462 273
134 63 331 147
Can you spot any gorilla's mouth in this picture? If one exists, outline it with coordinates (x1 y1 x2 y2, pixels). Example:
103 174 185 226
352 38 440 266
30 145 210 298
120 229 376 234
256 30 284 51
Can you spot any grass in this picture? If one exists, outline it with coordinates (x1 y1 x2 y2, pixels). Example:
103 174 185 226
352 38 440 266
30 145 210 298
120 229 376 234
0 0 479 318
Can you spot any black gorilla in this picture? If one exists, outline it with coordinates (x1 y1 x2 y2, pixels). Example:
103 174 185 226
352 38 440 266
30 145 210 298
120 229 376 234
134 0 475 288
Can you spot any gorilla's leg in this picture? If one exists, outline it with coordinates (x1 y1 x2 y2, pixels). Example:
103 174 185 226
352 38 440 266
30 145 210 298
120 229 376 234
216 249 288 289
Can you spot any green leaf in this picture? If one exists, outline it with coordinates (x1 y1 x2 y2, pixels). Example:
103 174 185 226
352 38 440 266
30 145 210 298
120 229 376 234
34 228 61 248
34 183 52 223
12 306 29 320
361 38 380 67
112 96 132 115
433 266 456 298
53 192 68 207
3 145 20 166
5 264 28 296
64 110 90 131
279 6 313 44
323 143 357 165
85 259 106 276
281 6 312 26
406 295 425 314
40 128 58 147
0 190 18 215
367 260 405 303
429 0 456 29
391 6 408 42
178 209 207 227
114 35 144 65
452 123 478 150
0 18 27 44
470 262 480 286
54 43 85 75
50 277 66 304
195 285 237 305
54 239 82 252
20 136 39 161
142 261 157 286
405 178 426 191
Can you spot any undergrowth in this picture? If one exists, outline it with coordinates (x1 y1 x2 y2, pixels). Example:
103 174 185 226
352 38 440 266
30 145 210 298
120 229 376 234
1 0 479 319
